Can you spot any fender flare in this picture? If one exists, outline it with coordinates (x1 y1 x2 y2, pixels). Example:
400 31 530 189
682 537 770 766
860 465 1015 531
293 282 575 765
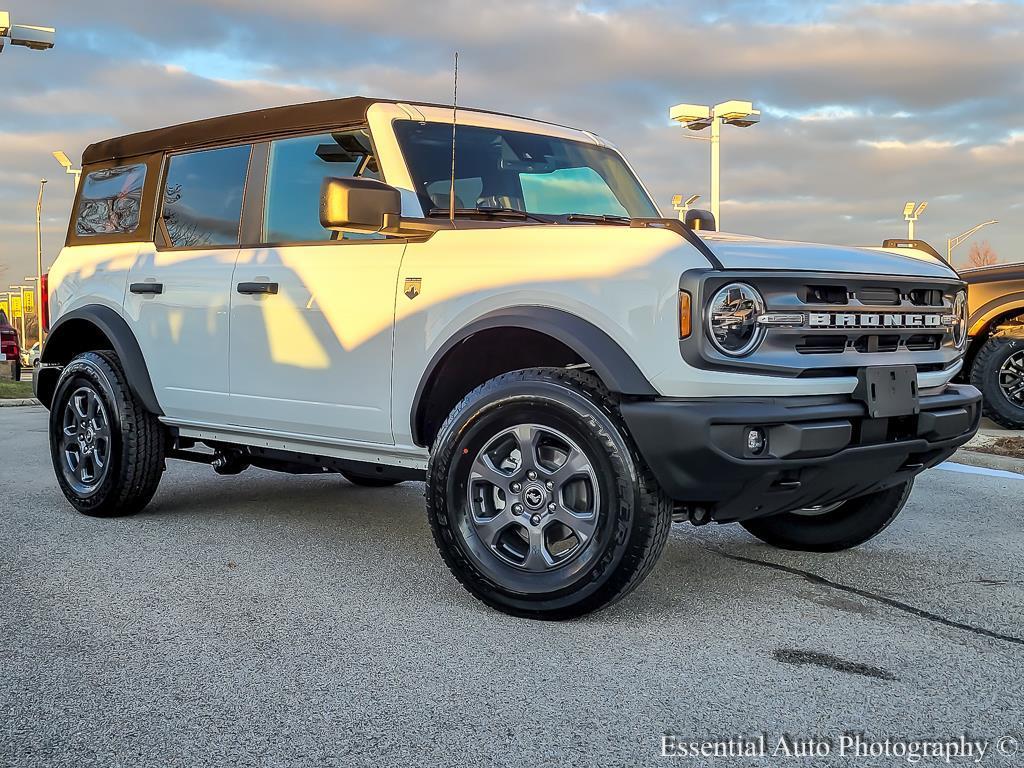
411 306 658 445
969 293 1024 337
40 305 163 415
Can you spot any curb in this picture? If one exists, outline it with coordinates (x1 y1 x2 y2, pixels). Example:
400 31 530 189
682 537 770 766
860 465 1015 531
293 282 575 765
0 398 41 408
951 447 1024 476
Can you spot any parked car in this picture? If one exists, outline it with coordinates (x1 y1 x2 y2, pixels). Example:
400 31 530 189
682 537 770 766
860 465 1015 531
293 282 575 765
0 309 21 381
35 96 980 618
21 341 40 369
961 263 1024 428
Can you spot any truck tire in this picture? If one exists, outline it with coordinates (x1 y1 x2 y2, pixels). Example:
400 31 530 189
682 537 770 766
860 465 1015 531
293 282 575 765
49 350 165 517
970 334 1024 429
740 480 913 552
340 470 403 487
426 368 672 620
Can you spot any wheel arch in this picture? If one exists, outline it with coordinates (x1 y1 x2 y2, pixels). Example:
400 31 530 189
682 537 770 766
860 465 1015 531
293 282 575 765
965 296 1024 374
410 307 657 447
38 305 162 415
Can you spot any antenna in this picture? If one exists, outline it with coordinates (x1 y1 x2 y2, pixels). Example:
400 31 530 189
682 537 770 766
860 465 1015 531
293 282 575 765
449 52 459 223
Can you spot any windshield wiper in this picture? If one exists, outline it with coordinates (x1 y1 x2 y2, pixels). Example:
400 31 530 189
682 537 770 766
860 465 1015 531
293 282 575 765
564 213 632 225
428 207 551 224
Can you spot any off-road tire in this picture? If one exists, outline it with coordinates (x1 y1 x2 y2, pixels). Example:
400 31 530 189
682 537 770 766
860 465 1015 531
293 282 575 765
740 480 913 552
426 367 672 620
340 470 403 487
49 350 165 517
970 334 1024 429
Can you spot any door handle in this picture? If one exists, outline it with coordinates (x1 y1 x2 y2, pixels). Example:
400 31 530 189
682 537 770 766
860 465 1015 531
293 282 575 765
237 282 279 295
130 282 163 295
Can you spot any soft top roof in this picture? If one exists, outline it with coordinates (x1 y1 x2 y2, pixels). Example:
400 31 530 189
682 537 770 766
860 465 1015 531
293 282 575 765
81 96 570 165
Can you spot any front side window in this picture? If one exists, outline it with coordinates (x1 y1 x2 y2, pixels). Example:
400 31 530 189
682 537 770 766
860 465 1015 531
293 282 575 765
393 120 659 219
161 144 251 248
264 129 380 243
75 164 146 236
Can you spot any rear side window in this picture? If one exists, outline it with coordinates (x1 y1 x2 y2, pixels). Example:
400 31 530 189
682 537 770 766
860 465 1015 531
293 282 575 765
263 129 380 243
161 145 251 248
75 164 146 236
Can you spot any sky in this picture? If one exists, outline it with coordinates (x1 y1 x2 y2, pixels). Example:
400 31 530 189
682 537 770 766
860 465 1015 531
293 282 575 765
0 0 1022 283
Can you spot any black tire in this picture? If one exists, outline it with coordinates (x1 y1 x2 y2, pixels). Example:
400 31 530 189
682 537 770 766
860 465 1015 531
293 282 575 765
340 470 402 487
49 351 165 517
970 334 1024 429
740 480 913 552
426 368 672 620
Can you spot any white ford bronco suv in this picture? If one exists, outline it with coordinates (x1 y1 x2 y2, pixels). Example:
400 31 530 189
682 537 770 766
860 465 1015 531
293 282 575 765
37 97 981 619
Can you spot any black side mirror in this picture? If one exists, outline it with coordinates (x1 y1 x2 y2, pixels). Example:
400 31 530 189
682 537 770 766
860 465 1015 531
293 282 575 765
684 209 716 232
320 176 402 234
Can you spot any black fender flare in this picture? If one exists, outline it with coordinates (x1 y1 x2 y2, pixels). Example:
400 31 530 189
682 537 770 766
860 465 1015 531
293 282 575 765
411 306 658 445
969 292 1024 337
39 305 162 415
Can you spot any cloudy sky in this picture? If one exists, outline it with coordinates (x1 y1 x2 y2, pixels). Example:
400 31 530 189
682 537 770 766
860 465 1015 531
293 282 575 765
1 0 1021 282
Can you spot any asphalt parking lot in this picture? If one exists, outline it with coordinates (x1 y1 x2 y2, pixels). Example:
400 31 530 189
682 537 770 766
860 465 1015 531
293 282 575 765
2 405 1023 767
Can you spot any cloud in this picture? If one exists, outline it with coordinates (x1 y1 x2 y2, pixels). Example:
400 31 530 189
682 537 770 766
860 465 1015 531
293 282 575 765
2 0 1023 278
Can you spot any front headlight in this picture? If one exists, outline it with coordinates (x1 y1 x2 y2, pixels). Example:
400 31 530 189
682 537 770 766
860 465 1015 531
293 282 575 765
706 282 765 357
953 290 969 349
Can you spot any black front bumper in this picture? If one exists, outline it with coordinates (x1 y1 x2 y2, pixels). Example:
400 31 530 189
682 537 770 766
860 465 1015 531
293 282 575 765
619 384 982 522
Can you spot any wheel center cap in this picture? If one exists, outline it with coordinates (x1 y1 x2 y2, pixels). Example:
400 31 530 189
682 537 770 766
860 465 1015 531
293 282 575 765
523 483 546 510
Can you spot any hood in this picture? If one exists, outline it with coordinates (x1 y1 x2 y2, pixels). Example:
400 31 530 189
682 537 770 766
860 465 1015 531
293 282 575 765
698 232 958 279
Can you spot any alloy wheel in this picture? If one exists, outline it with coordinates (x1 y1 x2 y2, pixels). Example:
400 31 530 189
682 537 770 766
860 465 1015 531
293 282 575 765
464 424 601 573
998 349 1024 406
60 385 112 495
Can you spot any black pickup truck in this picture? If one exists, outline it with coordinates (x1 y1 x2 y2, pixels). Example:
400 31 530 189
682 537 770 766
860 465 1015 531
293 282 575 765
961 263 1024 428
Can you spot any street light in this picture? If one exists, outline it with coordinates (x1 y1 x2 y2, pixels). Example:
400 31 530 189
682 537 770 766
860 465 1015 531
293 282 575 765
52 151 81 191
0 11 56 54
670 100 760 228
671 194 701 220
35 179 46 346
947 220 998 264
903 201 928 239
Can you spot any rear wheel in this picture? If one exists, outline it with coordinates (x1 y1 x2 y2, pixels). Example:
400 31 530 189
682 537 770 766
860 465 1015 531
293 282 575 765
740 481 913 552
49 351 165 517
426 368 672 620
970 335 1024 429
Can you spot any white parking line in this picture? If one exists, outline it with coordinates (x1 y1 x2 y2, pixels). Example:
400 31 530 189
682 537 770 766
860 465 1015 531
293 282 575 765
936 461 1024 481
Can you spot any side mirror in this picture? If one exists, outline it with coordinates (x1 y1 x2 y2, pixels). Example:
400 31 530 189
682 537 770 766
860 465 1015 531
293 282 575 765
684 209 716 232
320 176 402 234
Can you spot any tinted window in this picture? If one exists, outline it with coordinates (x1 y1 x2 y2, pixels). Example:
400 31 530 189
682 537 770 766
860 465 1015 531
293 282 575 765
264 129 380 243
162 145 251 248
394 120 659 219
75 164 146 236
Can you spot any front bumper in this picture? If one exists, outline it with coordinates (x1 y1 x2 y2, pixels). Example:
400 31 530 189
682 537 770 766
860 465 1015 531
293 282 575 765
619 383 982 522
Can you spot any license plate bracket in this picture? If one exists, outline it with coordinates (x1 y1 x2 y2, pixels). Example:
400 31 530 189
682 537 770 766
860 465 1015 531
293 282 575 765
854 365 920 418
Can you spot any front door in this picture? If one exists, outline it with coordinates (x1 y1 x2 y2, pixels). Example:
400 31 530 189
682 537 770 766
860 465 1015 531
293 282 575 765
225 129 404 445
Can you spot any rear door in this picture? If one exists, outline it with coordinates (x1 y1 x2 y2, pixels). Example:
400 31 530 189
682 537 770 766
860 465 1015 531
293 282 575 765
225 129 404 444
125 144 252 424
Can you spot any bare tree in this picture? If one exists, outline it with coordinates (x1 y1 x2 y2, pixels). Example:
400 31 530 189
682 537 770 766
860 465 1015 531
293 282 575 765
965 240 998 268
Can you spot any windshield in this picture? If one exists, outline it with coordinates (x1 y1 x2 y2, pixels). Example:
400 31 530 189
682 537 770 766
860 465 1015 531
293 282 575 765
393 120 659 219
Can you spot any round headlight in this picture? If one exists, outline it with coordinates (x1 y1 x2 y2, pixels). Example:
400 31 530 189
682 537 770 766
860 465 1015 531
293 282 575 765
706 282 765 357
953 290 969 349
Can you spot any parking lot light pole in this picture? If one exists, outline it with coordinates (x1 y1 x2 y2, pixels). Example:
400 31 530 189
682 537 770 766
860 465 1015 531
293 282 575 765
670 100 760 229
671 194 701 220
0 11 56 54
947 219 998 264
903 201 928 240
52 152 80 191
35 179 46 345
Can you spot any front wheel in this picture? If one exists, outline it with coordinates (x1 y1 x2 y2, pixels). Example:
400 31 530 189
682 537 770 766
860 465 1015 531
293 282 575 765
426 368 672 620
49 351 166 517
740 481 913 552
